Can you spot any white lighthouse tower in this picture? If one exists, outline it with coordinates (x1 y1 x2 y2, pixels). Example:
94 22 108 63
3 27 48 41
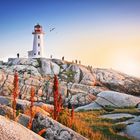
28 24 45 58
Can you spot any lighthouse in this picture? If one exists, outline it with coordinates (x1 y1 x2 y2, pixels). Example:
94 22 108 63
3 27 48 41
28 24 45 58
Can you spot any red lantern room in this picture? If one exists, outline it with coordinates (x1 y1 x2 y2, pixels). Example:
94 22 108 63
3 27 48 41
32 24 43 34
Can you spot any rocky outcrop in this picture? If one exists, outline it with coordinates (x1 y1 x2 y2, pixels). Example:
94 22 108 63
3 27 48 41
75 102 102 111
0 115 45 140
68 92 96 107
66 64 95 85
0 58 140 108
69 83 108 95
75 91 140 111
0 68 97 106
32 113 88 140
8 58 39 67
0 58 140 140
0 96 53 115
16 114 30 127
0 96 10 106
96 91 140 107
40 58 60 75
93 68 140 95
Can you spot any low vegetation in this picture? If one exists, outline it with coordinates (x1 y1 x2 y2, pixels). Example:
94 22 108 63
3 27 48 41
111 108 140 116
75 110 133 140
58 108 105 140
100 116 134 123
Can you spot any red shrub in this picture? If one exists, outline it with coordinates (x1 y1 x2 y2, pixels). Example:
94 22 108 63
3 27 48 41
53 75 63 120
57 94 62 115
28 87 35 129
53 75 58 120
12 71 19 120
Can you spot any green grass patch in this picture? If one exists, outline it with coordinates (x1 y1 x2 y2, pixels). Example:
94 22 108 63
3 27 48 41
112 124 127 132
100 116 134 123
92 125 132 140
111 108 140 116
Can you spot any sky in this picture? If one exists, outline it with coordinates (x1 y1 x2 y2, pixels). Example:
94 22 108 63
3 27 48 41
0 0 140 77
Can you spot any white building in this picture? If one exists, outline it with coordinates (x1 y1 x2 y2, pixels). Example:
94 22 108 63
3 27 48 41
28 24 45 58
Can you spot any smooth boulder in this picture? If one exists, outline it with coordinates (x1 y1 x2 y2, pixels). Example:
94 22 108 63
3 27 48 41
96 91 140 107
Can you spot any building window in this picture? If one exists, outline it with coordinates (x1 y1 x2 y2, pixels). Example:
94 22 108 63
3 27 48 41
38 52 40 55
34 53 36 55
38 35 40 39
38 43 40 47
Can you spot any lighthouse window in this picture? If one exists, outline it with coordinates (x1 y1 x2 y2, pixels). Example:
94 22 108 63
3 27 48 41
38 35 40 39
38 43 40 47
38 52 40 55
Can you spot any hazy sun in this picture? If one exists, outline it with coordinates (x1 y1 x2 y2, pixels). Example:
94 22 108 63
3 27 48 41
113 52 139 77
